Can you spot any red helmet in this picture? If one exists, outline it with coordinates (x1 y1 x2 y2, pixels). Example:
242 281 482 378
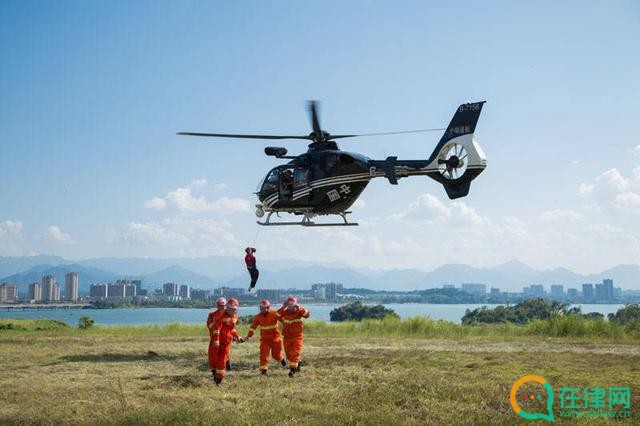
286 296 297 306
260 299 270 308
216 297 226 307
227 298 239 309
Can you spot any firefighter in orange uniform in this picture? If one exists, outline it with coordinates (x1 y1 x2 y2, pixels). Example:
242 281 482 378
244 299 286 375
206 297 226 376
212 297 243 385
277 296 310 377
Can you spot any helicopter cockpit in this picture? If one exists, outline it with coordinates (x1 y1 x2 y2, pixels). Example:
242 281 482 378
257 166 310 200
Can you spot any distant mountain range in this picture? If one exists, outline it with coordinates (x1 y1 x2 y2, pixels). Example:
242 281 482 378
1 256 639 293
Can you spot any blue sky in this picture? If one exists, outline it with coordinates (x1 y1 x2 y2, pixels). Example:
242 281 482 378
1 1 639 273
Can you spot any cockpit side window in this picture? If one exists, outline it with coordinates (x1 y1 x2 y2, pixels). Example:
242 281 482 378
293 168 308 188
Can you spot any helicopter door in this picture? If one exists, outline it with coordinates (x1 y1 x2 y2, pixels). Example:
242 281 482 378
278 168 294 201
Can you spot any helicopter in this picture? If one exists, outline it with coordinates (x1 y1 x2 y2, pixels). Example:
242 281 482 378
179 101 487 226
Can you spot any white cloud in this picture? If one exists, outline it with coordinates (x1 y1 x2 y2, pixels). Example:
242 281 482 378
0 220 23 236
392 193 450 220
538 209 583 222
144 197 167 210
104 217 243 257
213 183 228 191
614 192 640 213
46 226 74 244
633 144 640 158
146 180 250 214
0 220 25 256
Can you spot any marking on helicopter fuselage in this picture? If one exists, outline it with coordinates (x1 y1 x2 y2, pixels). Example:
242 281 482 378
326 189 340 202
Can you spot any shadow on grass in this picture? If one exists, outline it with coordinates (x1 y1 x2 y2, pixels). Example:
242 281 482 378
58 351 198 364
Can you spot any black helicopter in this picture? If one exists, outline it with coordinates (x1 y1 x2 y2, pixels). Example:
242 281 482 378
179 101 487 226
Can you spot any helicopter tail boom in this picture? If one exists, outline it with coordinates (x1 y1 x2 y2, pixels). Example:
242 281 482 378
369 101 487 199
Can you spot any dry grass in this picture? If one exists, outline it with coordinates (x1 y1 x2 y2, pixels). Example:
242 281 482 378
1 321 640 425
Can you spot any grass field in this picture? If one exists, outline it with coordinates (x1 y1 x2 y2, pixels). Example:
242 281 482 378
1 318 640 425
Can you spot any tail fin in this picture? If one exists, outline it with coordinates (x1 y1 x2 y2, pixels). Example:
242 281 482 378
427 101 487 199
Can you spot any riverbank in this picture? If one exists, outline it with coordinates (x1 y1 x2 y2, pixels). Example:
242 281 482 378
0 303 627 325
1 319 639 424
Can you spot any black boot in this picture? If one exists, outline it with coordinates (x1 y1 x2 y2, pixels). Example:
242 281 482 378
226 360 231 371
281 359 287 367
213 377 222 386
288 368 296 378
261 370 268 376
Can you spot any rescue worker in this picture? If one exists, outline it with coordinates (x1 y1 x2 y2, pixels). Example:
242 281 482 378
206 297 226 376
276 296 310 377
212 297 243 385
244 299 286 375
245 247 259 292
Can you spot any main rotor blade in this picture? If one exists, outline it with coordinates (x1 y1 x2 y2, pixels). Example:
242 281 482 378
177 132 312 140
307 101 323 141
329 128 446 139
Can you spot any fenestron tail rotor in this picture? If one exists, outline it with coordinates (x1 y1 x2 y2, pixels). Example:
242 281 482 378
438 143 468 180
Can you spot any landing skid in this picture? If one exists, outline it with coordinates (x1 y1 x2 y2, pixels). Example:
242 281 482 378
257 211 358 227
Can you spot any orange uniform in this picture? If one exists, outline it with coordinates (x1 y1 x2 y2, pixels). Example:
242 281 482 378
247 309 284 372
206 309 224 369
277 306 310 369
212 310 240 380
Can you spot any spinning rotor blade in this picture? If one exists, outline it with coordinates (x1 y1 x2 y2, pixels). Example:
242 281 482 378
177 132 312 140
329 127 446 140
307 101 324 141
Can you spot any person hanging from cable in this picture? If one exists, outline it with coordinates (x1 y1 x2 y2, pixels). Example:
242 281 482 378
245 247 259 292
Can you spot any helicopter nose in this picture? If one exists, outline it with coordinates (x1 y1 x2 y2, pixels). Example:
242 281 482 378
255 204 265 218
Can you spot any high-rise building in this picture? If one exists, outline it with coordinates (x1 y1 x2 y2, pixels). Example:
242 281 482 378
602 279 614 302
595 284 605 301
312 285 326 300
582 284 594 301
163 283 179 298
461 283 486 295
90 284 109 299
28 283 41 302
179 285 190 299
131 280 142 295
213 287 246 299
530 284 545 296
550 285 564 300
65 272 79 302
0 283 18 303
256 289 282 303
489 288 501 298
567 288 578 299
42 275 60 302
191 289 211 301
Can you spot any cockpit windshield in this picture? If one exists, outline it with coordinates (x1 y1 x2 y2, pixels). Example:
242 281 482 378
257 168 280 193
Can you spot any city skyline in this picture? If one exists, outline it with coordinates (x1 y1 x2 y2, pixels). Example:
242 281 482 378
1 2 639 274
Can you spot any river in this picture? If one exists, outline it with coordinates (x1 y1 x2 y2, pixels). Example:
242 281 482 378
0 303 626 326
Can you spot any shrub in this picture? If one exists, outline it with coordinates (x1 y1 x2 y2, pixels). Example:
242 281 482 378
330 301 399 322
78 316 95 329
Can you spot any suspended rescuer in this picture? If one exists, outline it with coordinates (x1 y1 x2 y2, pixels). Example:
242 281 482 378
245 247 259 292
